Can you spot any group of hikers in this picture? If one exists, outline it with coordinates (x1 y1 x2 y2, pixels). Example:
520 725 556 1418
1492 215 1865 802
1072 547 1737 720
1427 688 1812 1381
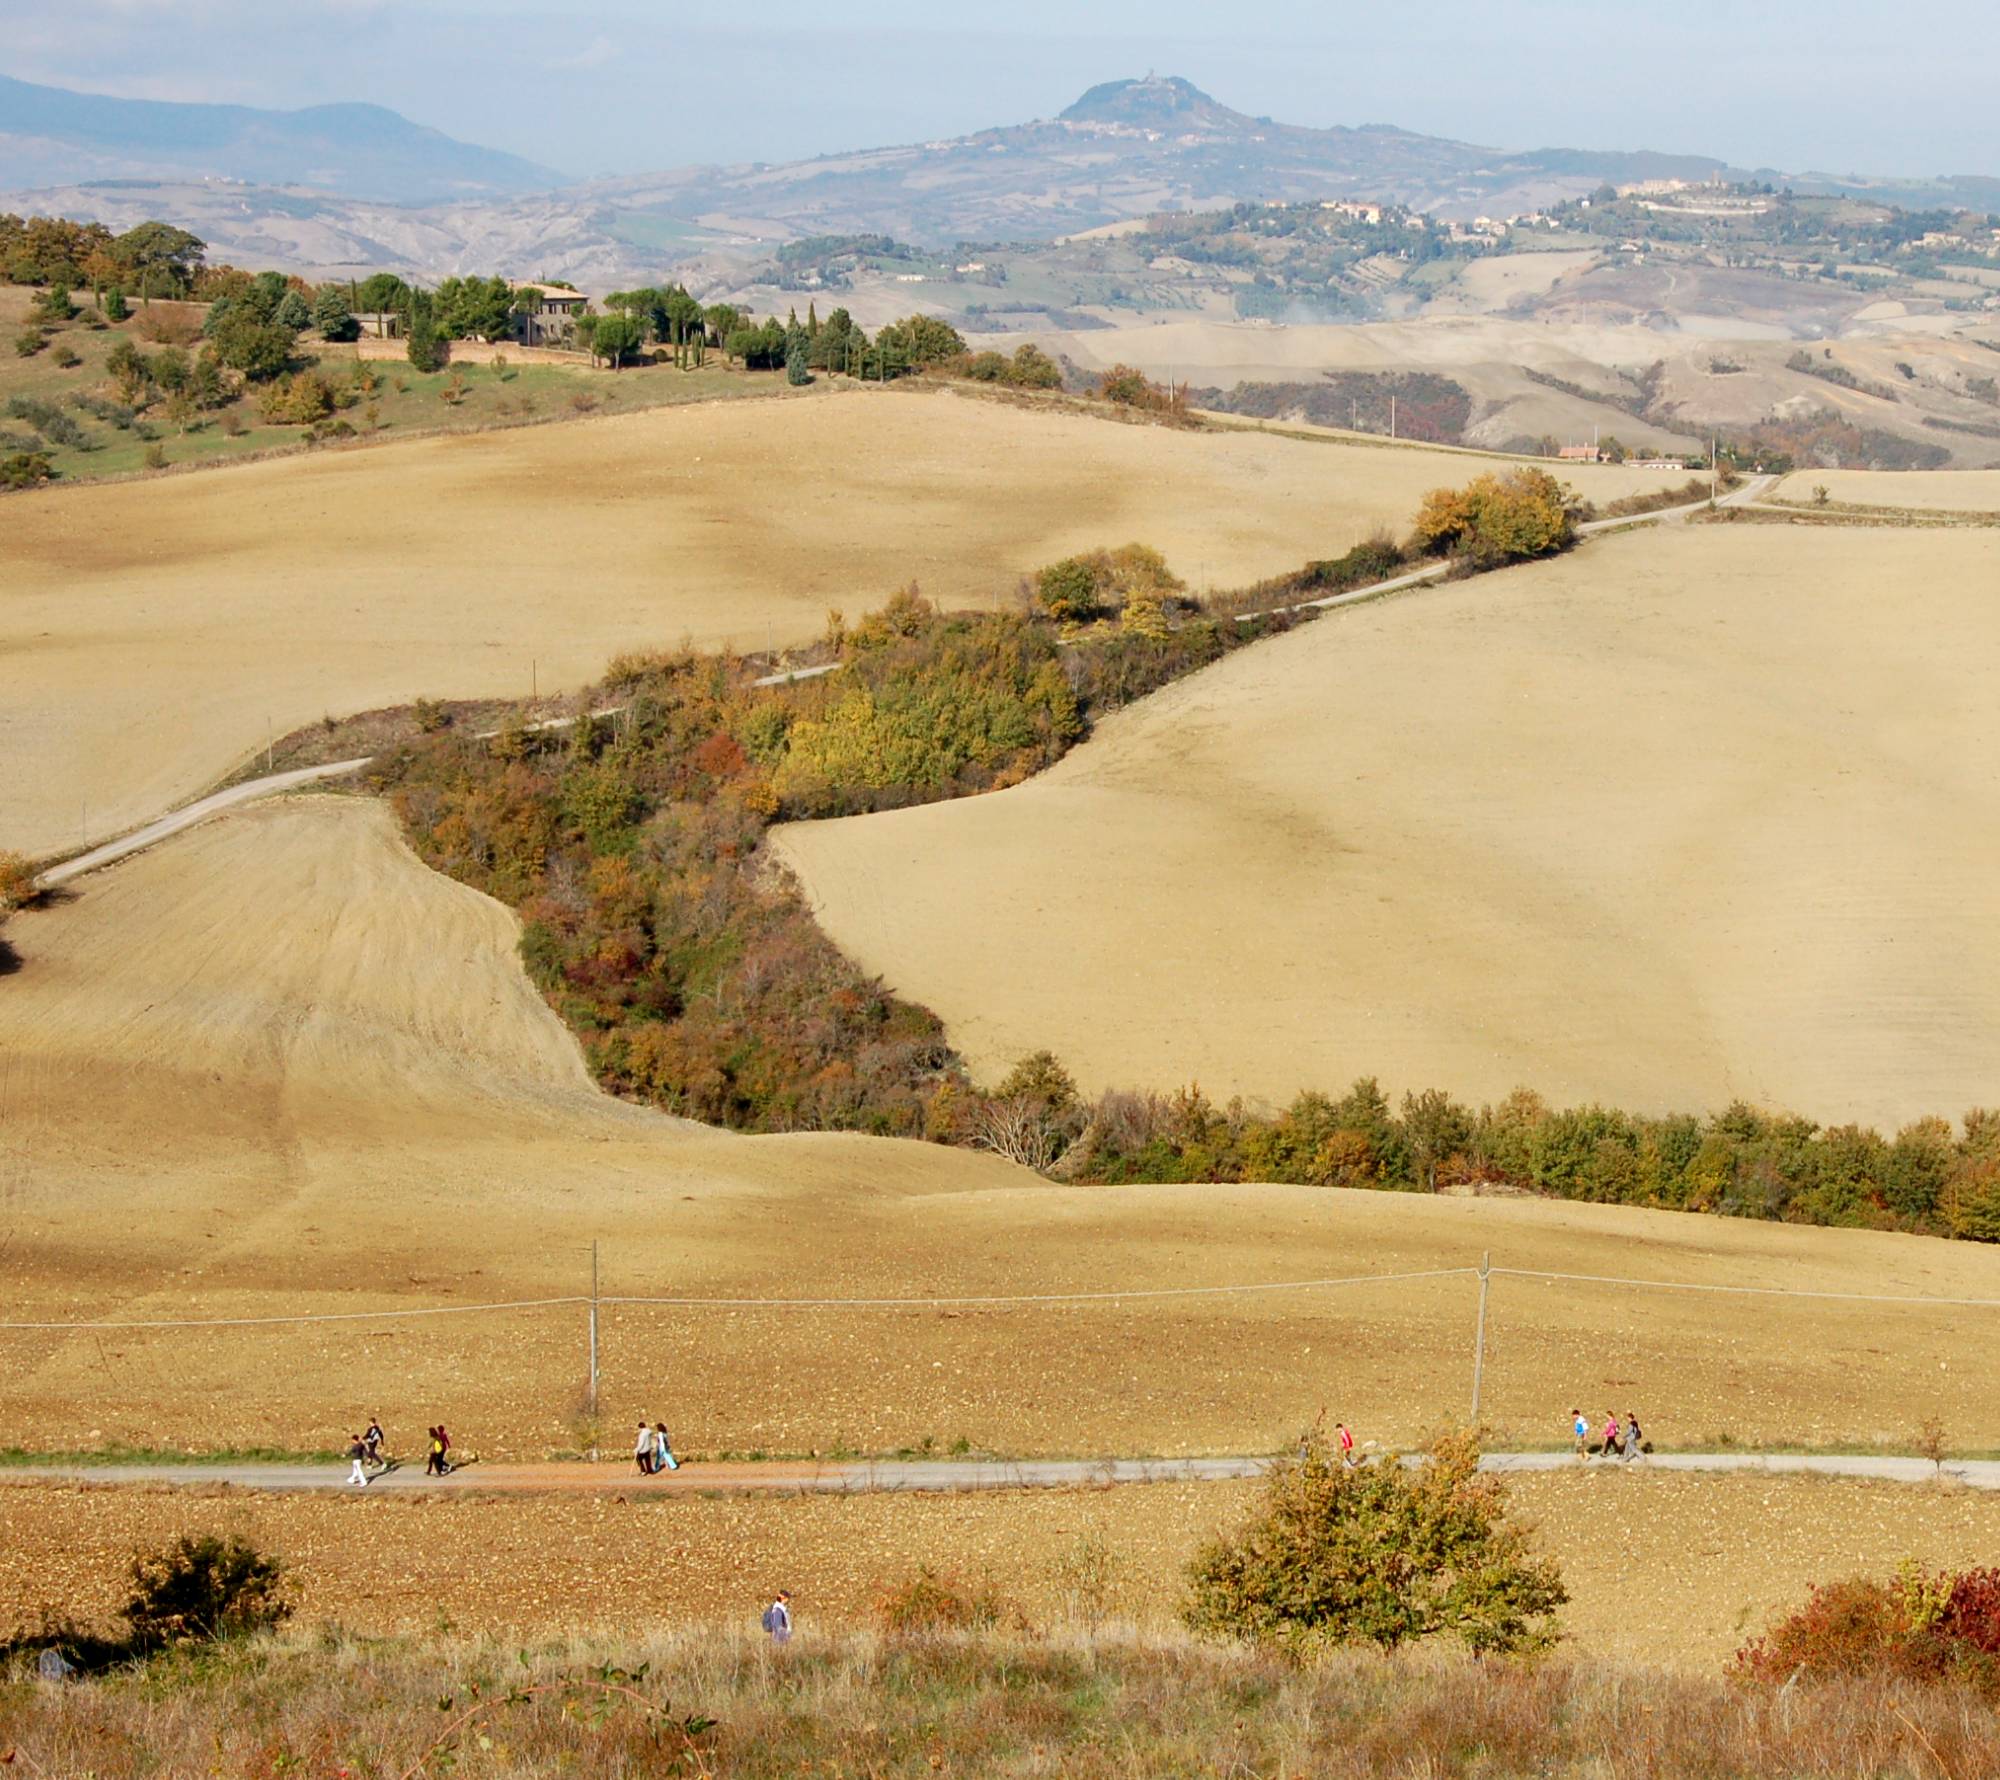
633 1419 679 1474
1573 1407 1648 1460
343 1419 461 1485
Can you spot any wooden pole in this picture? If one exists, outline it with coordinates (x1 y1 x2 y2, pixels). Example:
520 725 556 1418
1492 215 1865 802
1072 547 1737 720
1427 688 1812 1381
1470 1251 1491 1424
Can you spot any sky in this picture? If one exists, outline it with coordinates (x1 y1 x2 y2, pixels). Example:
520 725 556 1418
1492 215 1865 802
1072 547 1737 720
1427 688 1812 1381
6 0 1998 182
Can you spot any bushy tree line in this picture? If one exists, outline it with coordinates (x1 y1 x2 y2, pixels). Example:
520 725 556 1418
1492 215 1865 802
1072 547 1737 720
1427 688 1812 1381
378 582 1299 1135
1058 1080 2000 1240
1 214 206 300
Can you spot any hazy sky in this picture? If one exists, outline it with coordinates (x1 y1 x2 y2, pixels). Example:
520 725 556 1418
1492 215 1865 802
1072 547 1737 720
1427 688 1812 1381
9 0 1998 182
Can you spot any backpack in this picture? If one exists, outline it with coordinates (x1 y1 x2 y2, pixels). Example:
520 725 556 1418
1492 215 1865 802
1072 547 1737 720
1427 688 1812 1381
760 1604 777 1632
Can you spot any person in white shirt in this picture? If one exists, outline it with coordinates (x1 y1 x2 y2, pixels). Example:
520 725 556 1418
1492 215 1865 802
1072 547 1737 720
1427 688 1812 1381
762 1591 792 1646
634 1420 655 1475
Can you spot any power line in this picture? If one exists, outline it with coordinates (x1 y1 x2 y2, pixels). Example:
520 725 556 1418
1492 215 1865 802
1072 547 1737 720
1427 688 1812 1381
6 1261 1997 1334
599 1267 1475 1310
1491 1267 2000 1310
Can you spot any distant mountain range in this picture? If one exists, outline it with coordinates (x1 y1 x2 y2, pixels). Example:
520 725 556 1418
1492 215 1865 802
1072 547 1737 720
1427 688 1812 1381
3 73 1994 288
0 73 565 202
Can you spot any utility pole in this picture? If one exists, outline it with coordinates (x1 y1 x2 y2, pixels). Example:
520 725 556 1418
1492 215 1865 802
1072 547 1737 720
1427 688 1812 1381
587 1239 600 1455
1390 395 1397 439
1470 1251 1492 1424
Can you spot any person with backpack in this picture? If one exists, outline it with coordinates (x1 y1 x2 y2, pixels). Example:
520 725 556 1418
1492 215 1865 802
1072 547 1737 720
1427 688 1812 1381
761 1591 792 1647
346 1433 370 1488
363 1418 385 1467
1571 1408 1589 1459
635 1421 656 1475
1624 1410 1646 1462
653 1422 678 1473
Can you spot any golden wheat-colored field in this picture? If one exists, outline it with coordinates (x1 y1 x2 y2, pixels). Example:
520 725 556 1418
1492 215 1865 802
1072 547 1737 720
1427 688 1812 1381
776 523 2000 1134
4 796 1998 1463
0 388 1698 861
1771 467 2000 510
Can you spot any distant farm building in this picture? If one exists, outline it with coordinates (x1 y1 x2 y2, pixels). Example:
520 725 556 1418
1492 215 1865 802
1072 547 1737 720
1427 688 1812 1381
511 282 588 347
1557 444 1603 463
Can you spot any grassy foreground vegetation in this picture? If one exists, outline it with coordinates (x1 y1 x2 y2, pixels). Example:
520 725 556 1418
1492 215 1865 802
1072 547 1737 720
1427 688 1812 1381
7 1623 1998 1778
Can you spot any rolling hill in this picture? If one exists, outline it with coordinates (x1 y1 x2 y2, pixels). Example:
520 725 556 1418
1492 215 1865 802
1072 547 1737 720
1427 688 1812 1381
0 72 565 201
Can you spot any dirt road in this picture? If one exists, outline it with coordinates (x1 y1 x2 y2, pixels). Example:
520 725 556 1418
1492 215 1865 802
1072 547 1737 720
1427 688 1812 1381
7 1449 1993 1496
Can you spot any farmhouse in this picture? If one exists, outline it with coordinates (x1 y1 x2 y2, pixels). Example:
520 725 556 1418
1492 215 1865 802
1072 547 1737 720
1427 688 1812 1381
511 281 588 346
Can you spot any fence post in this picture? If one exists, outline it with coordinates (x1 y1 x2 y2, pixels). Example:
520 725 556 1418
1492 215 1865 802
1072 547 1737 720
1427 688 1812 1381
1470 1251 1491 1425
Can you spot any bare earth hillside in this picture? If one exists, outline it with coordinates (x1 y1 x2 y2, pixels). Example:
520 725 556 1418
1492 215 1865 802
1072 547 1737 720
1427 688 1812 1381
0 390 1690 861
4 797 1999 1459
775 525 2000 1133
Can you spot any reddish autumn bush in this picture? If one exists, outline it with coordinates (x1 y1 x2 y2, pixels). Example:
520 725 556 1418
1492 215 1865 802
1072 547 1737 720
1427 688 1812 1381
1734 1565 2000 1698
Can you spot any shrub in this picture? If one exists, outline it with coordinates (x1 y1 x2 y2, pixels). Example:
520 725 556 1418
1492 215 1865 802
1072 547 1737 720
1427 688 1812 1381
143 442 168 470
257 370 336 425
50 342 80 368
131 307 203 347
1184 1428 1567 1662
1411 469 1578 564
874 1566 1004 1637
1033 543 1185 624
123 1534 291 1647
13 328 45 358
1734 1564 2000 1698
1 450 55 490
102 285 129 321
0 852 43 906
7 397 91 450
70 392 136 429
35 282 76 322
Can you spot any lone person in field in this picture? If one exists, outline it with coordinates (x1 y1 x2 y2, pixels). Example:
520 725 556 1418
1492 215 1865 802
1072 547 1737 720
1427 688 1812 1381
762 1590 793 1647
1336 1422 1357 1468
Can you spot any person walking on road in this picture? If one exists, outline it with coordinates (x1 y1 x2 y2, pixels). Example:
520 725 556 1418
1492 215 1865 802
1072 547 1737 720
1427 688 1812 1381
1601 1412 1623 1459
1336 1423 1357 1469
1572 1408 1589 1459
1625 1410 1645 1462
653 1422 678 1473
363 1418 384 1467
346 1433 370 1488
635 1421 655 1475
425 1426 446 1476
762 1591 793 1647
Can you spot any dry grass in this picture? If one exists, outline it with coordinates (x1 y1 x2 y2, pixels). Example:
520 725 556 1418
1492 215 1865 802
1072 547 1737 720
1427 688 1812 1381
6 1470 2000 1671
4 1618 1998 1777
0 386 1700 860
7 797 2000 1461
775 523 2000 1133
